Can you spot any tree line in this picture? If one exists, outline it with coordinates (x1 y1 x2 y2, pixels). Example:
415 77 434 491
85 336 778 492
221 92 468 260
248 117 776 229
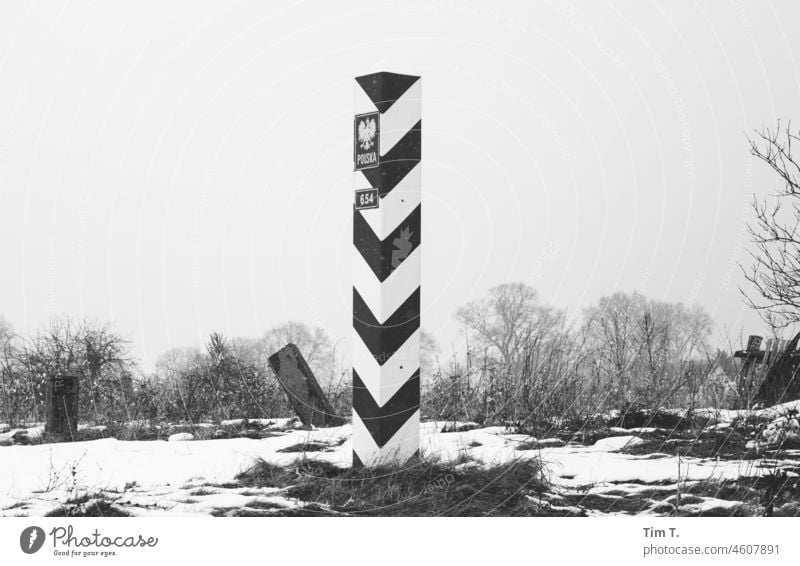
425 284 744 431
0 317 348 427
0 285 745 429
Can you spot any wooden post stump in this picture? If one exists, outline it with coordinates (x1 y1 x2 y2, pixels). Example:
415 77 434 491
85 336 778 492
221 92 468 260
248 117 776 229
45 374 79 441
268 343 345 427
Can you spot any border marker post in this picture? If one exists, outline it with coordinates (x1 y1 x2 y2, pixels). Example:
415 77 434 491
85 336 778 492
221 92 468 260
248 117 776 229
352 72 422 466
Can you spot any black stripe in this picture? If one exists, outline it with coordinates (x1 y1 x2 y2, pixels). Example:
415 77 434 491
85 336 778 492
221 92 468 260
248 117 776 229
355 72 420 114
354 204 421 282
353 287 420 364
352 451 363 468
359 121 420 199
353 369 419 448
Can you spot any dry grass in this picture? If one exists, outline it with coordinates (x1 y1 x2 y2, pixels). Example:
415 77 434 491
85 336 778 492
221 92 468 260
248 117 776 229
235 455 549 516
45 497 131 517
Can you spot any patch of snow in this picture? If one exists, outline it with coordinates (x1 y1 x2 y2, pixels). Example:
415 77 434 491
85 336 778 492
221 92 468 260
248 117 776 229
472 426 512 436
761 414 800 447
218 417 296 428
682 496 743 514
609 427 661 434
691 400 800 424
255 418 295 427
526 494 583 515
26 426 45 441
497 433 532 443
591 436 644 452
168 433 195 442
630 453 671 460
77 424 108 433
0 425 44 444
590 481 682 496
437 421 481 432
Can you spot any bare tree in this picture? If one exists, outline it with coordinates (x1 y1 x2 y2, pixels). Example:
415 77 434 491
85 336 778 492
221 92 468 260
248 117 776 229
583 292 713 411
451 283 573 425
147 324 338 422
19 316 135 422
0 317 18 425
743 123 800 328
260 321 334 382
583 292 645 408
455 283 563 369
152 346 207 421
420 329 439 380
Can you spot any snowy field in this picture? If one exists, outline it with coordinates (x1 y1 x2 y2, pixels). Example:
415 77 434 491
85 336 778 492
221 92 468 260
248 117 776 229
3 411 799 517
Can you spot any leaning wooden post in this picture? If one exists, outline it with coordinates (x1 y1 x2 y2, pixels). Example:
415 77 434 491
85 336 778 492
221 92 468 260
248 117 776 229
352 72 421 466
45 373 79 441
268 343 345 427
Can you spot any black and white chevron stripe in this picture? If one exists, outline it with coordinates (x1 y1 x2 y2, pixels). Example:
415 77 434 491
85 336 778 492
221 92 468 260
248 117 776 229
353 72 421 466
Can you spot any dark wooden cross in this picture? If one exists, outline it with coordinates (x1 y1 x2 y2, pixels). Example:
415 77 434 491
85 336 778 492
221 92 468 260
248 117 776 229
734 334 798 406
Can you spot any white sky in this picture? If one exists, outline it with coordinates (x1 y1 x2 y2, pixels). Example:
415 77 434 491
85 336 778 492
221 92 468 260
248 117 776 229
0 0 798 369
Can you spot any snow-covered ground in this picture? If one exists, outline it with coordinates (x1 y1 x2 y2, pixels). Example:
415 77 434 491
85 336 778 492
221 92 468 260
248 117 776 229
685 399 800 424
2 419 795 517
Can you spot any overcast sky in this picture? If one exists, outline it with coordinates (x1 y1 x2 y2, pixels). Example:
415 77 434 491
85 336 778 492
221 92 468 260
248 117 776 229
0 1 798 368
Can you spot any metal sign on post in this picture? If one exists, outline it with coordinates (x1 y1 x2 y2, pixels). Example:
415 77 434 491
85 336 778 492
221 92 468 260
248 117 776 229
352 71 421 466
354 111 380 170
354 188 380 211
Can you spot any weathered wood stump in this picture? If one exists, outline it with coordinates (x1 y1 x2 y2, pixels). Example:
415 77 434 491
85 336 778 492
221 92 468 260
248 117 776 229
268 343 346 427
45 374 79 441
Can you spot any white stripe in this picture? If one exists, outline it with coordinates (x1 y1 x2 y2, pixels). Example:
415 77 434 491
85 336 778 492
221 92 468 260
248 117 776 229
353 246 420 323
354 82 378 115
352 409 420 466
379 79 421 155
356 164 421 241
352 329 419 406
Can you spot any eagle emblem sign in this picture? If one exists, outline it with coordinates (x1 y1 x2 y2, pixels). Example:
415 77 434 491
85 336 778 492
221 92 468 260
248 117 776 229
358 117 377 150
354 112 380 171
